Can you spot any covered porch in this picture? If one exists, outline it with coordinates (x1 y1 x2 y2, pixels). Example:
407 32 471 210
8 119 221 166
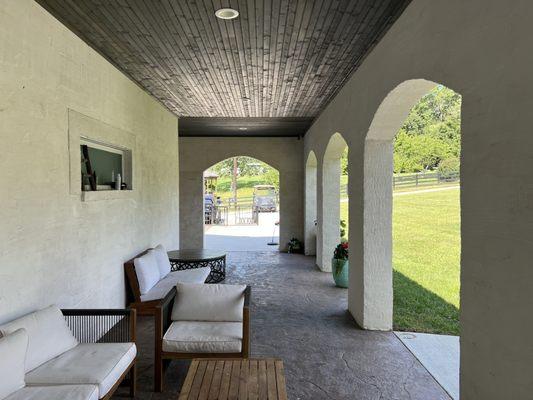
1 0 532 399
126 252 450 399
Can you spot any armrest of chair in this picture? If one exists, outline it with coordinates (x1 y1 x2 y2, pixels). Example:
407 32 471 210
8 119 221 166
155 287 177 347
242 286 251 357
244 285 251 308
61 308 136 343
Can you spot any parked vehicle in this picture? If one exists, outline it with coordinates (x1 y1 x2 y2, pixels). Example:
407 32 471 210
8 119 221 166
253 185 277 212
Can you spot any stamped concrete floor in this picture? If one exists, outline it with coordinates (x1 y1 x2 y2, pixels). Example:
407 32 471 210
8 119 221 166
114 252 450 400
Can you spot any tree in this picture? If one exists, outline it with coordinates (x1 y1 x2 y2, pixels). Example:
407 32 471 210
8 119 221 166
340 148 348 175
393 85 461 174
211 156 272 177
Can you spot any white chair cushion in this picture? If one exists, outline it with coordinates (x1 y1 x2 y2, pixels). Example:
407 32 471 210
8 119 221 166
140 268 211 302
0 329 28 400
25 342 136 398
152 244 172 278
5 385 98 400
172 283 246 322
134 251 160 295
0 305 78 373
162 321 242 353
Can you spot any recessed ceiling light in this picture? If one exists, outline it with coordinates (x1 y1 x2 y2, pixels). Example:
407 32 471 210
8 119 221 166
239 127 248 131
215 8 239 20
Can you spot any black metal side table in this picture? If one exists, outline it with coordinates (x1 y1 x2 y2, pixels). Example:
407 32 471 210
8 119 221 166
167 249 226 283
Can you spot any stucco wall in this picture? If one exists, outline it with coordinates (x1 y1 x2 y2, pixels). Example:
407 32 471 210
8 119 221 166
303 0 533 398
179 137 303 251
0 0 179 324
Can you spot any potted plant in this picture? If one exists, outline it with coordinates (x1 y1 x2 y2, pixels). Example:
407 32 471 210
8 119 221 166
287 237 303 254
332 241 349 288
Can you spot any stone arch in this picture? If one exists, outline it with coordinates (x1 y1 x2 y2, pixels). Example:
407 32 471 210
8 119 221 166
202 155 281 248
357 78 459 330
304 151 318 256
318 133 348 271
180 137 303 252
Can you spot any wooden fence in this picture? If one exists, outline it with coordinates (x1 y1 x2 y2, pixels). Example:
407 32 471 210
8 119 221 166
393 171 459 189
340 171 459 195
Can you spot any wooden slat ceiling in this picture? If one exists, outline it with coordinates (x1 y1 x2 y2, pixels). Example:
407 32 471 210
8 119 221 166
37 0 411 137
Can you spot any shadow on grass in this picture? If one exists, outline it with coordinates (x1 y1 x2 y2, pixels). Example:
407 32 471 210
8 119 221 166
394 270 459 335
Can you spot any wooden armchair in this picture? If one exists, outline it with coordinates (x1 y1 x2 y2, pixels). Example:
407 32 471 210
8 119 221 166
154 285 251 392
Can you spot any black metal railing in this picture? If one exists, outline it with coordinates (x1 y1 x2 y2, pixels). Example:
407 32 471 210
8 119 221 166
61 309 135 343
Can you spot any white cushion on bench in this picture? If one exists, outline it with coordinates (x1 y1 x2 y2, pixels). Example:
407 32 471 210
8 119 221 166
134 251 160 295
152 244 172 278
162 321 242 353
140 268 211 302
25 342 136 398
171 283 246 322
0 305 78 373
0 329 28 400
5 385 98 400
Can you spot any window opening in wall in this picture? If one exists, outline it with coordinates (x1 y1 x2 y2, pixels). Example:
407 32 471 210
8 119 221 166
80 139 131 191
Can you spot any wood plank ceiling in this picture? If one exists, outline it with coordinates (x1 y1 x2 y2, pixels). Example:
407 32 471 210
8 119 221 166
37 0 411 137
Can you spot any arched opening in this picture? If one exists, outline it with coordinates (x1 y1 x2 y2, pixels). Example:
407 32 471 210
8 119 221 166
203 156 280 252
304 151 317 256
319 133 348 271
361 79 461 398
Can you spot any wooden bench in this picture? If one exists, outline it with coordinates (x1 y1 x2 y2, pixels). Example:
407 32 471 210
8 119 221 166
124 249 210 316
179 358 287 400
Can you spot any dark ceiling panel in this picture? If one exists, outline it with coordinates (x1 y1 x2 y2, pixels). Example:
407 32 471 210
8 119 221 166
180 117 313 137
36 0 411 136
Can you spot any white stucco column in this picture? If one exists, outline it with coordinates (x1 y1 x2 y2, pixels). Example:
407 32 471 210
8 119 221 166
304 153 317 256
348 140 393 330
179 171 204 249
319 157 342 271
316 161 324 269
278 170 304 251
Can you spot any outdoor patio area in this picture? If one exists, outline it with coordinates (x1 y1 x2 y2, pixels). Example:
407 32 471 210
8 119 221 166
118 252 450 399
204 212 280 252
3 1 532 399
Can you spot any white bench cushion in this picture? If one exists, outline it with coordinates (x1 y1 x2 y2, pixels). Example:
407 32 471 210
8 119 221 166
134 251 160 295
162 321 242 353
0 329 27 400
171 283 246 322
25 343 136 398
152 244 172 278
5 385 98 400
0 306 78 373
140 268 211 302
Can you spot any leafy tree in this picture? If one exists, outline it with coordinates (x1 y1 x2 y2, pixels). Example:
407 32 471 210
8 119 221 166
340 148 348 175
208 156 280 192
393 85 461 173
211 156 275 177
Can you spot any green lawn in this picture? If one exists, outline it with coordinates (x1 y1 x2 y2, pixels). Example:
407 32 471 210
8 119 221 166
341 188 460 335
213 176 271 203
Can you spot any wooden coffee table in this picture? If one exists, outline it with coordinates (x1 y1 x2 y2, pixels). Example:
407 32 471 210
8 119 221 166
179 358 287 400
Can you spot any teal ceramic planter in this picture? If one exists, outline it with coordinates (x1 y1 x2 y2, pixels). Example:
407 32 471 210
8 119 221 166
332 258 349 288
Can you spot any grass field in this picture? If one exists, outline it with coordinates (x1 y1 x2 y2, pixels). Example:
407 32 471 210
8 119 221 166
341 187 460 335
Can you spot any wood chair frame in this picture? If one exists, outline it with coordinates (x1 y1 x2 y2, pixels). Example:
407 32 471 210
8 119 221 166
154 286 251 392
124 249 162 316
